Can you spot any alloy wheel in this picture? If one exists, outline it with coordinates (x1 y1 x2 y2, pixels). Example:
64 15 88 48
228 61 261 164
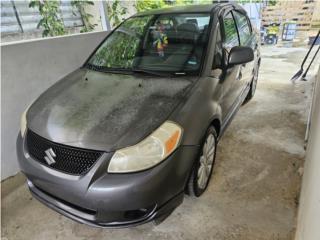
197 133 215 189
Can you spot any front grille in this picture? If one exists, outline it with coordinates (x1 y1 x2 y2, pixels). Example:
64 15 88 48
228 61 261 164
26 130 104 175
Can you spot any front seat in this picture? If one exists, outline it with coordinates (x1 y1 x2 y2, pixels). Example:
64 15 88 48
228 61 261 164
176 22 200 44
163 23 202 69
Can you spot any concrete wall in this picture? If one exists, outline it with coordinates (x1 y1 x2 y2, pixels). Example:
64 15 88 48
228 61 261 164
1 31 109 180
295 67 320 240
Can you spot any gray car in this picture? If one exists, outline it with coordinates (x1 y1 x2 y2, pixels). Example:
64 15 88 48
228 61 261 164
17 3 260 227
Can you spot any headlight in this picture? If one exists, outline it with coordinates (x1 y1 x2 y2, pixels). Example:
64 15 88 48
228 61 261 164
20 106 29 137
108 121 183 173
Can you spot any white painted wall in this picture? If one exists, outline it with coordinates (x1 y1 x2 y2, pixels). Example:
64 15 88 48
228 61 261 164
295 67 320 240
242 3 262 31
1 31 109 180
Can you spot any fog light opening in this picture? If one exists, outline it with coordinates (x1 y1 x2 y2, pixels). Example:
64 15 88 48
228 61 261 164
124 207 154 220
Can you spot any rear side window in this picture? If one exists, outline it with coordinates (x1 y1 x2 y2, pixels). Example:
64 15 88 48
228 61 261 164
233 11 251 45
222 12 239 49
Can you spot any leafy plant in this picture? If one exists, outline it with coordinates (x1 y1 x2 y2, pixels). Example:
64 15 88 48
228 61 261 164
135 0 197 13
106 0 127 28
135 0 166 13
174 0 195 5
89 16 151 68
268 0 277 6
29 0 65 37
71 0 97 33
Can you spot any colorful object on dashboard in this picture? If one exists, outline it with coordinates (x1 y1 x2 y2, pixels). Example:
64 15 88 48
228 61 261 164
153 24 168 57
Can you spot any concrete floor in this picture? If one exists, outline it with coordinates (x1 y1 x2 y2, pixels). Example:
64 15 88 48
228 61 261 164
2 46 315 240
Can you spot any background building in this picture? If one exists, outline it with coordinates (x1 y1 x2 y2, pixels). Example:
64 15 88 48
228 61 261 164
262 0 320 41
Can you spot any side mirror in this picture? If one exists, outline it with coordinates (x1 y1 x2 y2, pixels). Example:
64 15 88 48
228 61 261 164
228 46 254 67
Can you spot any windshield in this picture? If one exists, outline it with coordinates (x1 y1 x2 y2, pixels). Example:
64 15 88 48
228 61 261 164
86 13 211 76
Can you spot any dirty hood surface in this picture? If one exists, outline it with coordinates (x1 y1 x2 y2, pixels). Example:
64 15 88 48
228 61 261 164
27 69 193 151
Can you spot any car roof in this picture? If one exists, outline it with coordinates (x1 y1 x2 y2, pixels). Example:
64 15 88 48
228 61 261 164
133 3 240 17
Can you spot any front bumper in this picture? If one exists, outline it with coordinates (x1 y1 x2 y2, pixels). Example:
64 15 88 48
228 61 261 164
17 134 199 227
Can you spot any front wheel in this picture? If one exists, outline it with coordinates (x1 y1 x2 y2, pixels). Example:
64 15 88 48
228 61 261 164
187 126 217 197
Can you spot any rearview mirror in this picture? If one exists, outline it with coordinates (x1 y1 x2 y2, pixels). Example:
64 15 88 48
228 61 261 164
228 46 254 67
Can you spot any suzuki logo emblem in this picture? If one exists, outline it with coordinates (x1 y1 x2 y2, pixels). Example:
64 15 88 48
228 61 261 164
44 148 56 165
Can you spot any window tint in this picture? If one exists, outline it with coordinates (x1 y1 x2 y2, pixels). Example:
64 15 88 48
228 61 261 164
222 12 239 49
233 11 251 45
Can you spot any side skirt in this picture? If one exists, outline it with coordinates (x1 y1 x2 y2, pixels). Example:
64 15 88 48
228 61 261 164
218 84 250 140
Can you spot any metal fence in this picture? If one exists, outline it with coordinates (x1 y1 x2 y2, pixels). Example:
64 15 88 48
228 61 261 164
1 0 84 34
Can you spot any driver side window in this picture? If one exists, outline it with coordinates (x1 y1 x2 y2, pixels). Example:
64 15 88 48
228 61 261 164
212 12 240 70
222 12 239 50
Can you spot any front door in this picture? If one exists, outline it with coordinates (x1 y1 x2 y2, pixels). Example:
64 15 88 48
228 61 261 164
214 11 242 122
232 10 256 90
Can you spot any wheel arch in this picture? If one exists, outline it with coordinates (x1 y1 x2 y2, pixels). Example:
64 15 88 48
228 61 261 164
210 118 221 137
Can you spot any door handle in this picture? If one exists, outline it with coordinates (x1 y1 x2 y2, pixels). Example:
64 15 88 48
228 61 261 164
236 71 242 81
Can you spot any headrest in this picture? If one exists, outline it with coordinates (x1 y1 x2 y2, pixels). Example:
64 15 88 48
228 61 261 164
177 23 200 33
187 19 198 26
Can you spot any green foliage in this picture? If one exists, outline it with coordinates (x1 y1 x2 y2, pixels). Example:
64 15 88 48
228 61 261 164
106 0 127 28
71 0 97 33
93 31 139 68
268 0 277 6
135 0 198 13
174 0 195 5
29 0 65 37
89 16 151 68
135 0 166 13
196 0 212 4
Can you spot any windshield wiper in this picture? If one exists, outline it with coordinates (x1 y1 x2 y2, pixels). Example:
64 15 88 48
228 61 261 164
132 68 172 77
85 63 131 74
86 64 185 77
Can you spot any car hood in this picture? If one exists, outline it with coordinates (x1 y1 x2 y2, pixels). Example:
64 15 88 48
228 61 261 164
27 69 193 151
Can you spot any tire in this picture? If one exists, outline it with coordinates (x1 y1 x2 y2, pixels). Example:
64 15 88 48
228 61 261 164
187 126 218 197
244 64 259 104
